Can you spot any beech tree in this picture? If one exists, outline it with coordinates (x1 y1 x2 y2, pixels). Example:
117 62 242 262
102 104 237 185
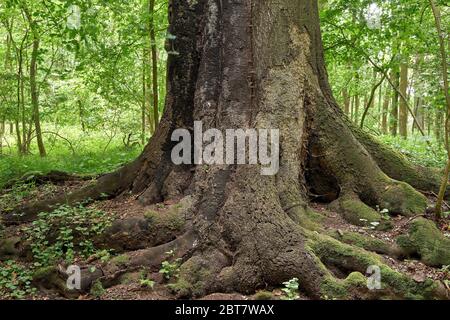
2 0 450 299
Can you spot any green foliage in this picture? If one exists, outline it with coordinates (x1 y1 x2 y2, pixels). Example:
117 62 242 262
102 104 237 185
376 206 391 221
379 135 446 168
281 278 300 300
0 260 36 299
139 277 155 289
159 250 182 280
94 249 112 264
0 0 167 172
23 203 113 266
0 181 38 211
111 254 130 267
0 128 142 189
90 279 105 299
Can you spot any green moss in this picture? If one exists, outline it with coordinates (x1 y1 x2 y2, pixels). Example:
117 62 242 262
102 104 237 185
111 254 130 267
329 230 398 256
254 291 274 300
321 272 367 299
0 236 20 258
295 208 323 231
380 182 427 217
167 278 191 297
144 207 185 232
300 208 325 231
337 196 381 226
307 230 443 300
396 218 450 267
320 277 348 299
119 272 141 285
90 280 105 298
308 231 382 271
168 256 213 298
32 266 56 280
345 272 367 286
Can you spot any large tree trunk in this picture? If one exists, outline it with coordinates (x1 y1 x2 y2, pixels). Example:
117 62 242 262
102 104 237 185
2 0 449 300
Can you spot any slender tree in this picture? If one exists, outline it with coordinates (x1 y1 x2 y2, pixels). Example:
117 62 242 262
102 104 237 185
399 62 409 138
430 0 450 218
390 68 400 136
23 2 46 157
149 0 159 130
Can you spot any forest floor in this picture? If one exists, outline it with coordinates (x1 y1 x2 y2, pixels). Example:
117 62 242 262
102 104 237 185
1 177 449 300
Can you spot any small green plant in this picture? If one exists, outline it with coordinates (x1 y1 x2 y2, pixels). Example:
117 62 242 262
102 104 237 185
23 203 113 266
159 250 182 280
139 277 155 289
94 249 113 264
90 279 105 298
0 260 36 299
111 254 130 267
281 278 300 300
441 265 450 277
0 181 36 211
376 206 391 220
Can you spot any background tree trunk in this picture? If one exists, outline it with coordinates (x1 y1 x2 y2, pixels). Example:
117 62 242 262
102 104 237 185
399 62 408 138
390 68 400 136
382 86 390 134
343 88 350 116
149 0 159 130
354 95 360 124
24 5 46 157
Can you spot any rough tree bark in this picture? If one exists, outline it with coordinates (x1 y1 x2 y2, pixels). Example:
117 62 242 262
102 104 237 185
2 0 449 300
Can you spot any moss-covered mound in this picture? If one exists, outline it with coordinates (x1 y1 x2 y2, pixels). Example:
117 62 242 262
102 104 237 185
396 218 450 267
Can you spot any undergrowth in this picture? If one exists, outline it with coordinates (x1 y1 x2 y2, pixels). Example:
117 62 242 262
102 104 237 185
0 127 142 189
23 202 114 267
378 134 446 168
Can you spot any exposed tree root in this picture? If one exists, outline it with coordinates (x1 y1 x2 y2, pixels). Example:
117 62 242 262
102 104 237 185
2 170 95 189
353 125 450 199
0 158 142 224
306 230 448 300
95 197 192 252
307 97 428 228
396 218 450 267
327 230 405 258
